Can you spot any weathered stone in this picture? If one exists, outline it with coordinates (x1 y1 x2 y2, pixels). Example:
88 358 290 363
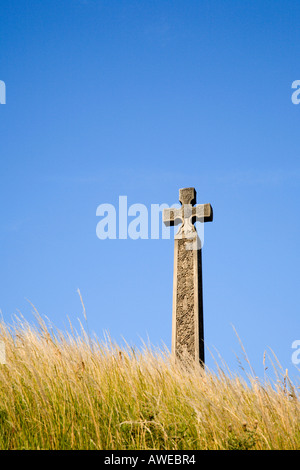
163 187 213 365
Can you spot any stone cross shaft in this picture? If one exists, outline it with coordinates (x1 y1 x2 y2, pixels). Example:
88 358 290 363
163 187 213 366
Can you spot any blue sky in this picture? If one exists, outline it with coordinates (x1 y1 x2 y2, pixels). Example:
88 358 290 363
0 0 299 383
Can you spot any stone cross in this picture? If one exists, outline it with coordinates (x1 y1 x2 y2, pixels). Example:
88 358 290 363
163 187 213 366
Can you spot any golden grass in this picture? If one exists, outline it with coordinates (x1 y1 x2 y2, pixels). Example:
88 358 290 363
0 311 298 450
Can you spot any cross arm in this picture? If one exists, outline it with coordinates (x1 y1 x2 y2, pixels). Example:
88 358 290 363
192 204 213 222
163 207 182 227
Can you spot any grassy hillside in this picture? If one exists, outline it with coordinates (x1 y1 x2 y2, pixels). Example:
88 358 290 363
0 314 298 450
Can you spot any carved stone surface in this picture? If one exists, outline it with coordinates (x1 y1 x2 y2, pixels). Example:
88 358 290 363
163 187 213 366
175 237 196 361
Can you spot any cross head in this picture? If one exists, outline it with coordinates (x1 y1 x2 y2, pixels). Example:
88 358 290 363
163 187 213 241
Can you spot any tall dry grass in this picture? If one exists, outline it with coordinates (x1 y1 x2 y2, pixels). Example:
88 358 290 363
0 311 298 450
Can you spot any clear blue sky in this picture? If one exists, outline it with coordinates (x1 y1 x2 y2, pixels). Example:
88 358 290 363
1 0 299 383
